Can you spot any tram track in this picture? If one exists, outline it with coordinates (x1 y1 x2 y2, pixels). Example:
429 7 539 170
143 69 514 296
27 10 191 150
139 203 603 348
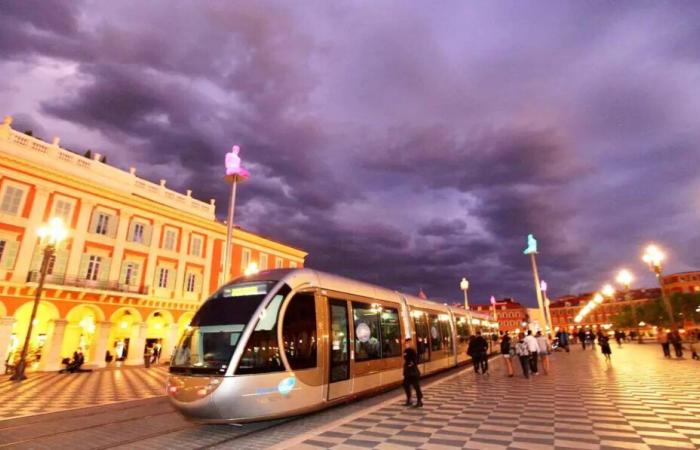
0 356 498 449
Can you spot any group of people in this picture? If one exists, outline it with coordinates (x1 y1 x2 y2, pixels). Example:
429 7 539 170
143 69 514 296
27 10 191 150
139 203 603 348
59 348 91 373
657 328 699 359
501 330 554 378
144 342 163 368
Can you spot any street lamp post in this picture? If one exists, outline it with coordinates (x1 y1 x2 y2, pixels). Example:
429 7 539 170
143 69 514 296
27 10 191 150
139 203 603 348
460 278 470 311
524 234 547 333
616 269 641 343
11 218 67 381
221 145 250 285
642 245 675 327
540 280 553 335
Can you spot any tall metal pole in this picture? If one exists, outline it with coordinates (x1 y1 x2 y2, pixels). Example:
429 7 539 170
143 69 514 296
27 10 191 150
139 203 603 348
463 289 469 311
11 245 53 381
654 267 675 327
221 177 238 286
530 253 546 333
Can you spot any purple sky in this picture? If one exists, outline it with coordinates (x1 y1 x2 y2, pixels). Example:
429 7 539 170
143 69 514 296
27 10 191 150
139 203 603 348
2 1 699 306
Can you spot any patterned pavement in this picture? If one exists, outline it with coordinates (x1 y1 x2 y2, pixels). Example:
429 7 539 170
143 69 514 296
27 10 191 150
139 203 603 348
0 364 168 420
273 343 700 450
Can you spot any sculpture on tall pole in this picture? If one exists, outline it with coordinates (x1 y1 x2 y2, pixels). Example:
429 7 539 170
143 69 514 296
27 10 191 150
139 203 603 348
221 145 250 285
524 234 547 333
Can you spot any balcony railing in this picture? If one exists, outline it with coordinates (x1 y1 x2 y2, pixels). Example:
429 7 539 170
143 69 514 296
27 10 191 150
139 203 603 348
26 271 149 295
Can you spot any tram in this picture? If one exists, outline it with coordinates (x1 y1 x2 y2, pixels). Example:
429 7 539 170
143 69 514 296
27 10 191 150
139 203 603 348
167 269 498 423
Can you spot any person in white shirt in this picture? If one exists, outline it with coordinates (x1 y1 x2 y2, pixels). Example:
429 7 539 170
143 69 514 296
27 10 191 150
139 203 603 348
535 331 551 375
523 330 540 375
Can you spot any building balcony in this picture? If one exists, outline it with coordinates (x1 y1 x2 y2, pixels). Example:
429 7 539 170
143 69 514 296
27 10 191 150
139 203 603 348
26 271 149 295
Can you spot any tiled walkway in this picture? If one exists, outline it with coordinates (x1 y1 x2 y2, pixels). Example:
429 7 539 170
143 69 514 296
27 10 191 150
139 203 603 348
0 364 168 419
274 343 700 450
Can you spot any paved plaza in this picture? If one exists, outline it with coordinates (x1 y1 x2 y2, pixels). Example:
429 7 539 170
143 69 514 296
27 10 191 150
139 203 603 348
0 364 168 420
1 343 699 449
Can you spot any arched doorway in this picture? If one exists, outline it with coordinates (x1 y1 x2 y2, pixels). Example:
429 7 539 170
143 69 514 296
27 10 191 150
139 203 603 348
145 310 174 364
10 301 60 371
63 305 106 363
108 308 143 362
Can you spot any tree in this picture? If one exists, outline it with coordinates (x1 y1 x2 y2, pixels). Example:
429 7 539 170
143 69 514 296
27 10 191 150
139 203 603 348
84 149 92 159
611 305 636 329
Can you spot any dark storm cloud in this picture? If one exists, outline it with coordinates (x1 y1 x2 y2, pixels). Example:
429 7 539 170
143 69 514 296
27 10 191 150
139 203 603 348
2 1 699 304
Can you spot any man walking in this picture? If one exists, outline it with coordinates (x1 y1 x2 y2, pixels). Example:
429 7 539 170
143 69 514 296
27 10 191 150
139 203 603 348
578 329 586 350
524 330 539 375
403 338 423 407
515 333 530 378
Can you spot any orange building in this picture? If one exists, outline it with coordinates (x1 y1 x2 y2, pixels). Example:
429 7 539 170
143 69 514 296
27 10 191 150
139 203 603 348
0 116 306 373
470 298 528 332
549 288 660 332
662 271 700 295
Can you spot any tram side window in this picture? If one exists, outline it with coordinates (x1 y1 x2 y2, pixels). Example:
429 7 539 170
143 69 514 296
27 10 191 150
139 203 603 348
438 319 452 354
455 318 471 344
353 302 382 361
236 286 290 375
282 292 317 370
413 312 430 363
380 307 401 358
429 314 443 351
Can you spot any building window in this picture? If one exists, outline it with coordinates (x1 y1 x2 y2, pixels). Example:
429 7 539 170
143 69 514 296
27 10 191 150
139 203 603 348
53 199 72 223
86 255 101 281
241 248 251 270
429 314 443 351
191 236 202 257
282 292 317 369
124 262 138 285
158 268 170 288
0 186 24 215
0 240 5 263
260 253 268 269
290 261 298 268
275 257 283 269
132 223 145 243
163 230 177 251
95 213 110 235
186 273 197 292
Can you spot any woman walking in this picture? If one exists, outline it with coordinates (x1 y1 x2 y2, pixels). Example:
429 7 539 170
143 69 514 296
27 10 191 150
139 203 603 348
535 331 551 375
657 329 671 358
500 333 514 377
599 333 612 363
515 333 530 378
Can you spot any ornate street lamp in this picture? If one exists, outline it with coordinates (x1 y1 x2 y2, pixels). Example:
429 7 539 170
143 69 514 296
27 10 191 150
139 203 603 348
642 244 675 326
460 278 470 311
11 217 68 381
222 145 250 285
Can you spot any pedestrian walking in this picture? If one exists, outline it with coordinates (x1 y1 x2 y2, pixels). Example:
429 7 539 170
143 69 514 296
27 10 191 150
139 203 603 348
668 329 683 358
535 331 551 375
402 338 423 407
658 330 671 358
515 333 530 378
599 334 612 363
500 333 515 377
578 329 586 350
556 329 570 352
523 330 539 375
689 331 699 360
614 330 623 348
469 331 489 375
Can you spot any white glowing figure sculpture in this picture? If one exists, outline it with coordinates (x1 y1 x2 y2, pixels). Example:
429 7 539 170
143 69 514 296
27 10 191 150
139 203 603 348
523 234 538 255
225 145 250 179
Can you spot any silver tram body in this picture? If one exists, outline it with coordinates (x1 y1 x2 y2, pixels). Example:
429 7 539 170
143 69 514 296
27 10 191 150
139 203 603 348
167 269 498 423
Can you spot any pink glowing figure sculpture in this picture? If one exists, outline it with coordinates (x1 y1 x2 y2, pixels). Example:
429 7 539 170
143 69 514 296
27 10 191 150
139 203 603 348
225 145 250 179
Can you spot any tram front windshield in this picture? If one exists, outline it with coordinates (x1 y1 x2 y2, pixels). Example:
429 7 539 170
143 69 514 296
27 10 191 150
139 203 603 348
170 281 275 375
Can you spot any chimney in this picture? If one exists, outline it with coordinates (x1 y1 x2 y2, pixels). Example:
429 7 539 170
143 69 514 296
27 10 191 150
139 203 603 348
160 179 166 187
52 137 61 147
93 152 102 161
129 167 136 176
186 189 192 197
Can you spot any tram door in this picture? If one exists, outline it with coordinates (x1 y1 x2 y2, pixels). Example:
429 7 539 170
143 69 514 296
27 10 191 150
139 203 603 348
327 299 352 400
